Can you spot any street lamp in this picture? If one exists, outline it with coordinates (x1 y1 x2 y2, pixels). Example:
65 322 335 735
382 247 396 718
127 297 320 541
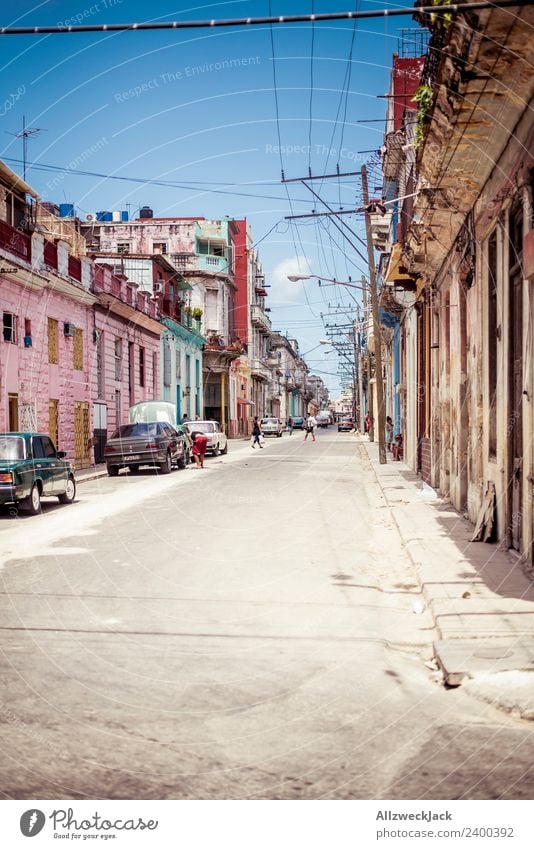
300 340 330 357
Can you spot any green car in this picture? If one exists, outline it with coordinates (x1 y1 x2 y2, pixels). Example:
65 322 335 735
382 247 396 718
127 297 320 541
0 432 76 515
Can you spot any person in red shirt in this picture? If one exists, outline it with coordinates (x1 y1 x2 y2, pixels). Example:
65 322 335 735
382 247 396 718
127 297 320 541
191 431 208 468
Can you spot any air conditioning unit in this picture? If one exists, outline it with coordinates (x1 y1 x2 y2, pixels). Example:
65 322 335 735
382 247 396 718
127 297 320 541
85 213 98 223
64 322 75 337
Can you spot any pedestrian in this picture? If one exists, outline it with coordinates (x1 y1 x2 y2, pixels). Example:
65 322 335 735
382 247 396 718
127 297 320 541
365 412 371 434
386 416 394 450
191 430 208 468
251 416 263 448
304 414 317 442
287 416 293 435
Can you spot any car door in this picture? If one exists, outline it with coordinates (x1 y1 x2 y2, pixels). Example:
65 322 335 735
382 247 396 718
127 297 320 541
42 435 66 493
31 436 56 495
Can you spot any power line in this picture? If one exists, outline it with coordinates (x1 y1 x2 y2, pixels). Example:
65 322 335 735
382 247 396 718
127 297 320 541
1 2 529 35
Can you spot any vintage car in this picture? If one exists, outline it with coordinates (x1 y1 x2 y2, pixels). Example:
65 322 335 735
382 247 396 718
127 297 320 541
291 416 305 430
104 422 187 476
184 421 228 456
0 432 76 515
338 417 354 432
260 417 284 437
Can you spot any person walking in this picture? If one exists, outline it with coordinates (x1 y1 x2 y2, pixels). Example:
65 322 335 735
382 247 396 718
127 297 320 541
251 416 263 448
287 416 293 435
304 413 317 442
191 430 208 468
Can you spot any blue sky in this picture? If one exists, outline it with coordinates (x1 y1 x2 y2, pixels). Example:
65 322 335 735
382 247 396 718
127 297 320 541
0 0 417 393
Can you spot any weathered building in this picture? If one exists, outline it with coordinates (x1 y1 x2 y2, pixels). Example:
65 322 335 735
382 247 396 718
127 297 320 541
379 4 534 565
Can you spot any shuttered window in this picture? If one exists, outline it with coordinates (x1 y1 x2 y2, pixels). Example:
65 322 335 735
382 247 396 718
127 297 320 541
48 318 58 364
73 328 84 371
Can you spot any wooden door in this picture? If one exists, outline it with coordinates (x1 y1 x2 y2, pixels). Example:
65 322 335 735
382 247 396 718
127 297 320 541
509 270 523 551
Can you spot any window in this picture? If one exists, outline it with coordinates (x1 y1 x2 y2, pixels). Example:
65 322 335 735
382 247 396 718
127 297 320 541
32 436 57 459
48 318 59 364
197 239 225 257
115 390 121 429
152 352 157 398
3 312 17 344
114 338 123 380
163 339 171 387
139 346 145 387
73 328 84 370
487 231 498 458
153 242 167 255
116 242 130 255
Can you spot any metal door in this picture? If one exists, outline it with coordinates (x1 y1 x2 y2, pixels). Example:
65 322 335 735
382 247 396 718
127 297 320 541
509 270 523 551
74 401 91 469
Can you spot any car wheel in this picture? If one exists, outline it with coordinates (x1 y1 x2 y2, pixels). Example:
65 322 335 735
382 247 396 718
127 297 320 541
107 465 119 477
58 476 76 504
159 452 172 474
221 442 228 455
177 453 187 469
277 432 282 437
213 445 220 457
22 483 41 515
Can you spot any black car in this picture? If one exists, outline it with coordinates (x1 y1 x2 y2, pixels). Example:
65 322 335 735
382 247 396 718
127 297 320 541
104 422 186 476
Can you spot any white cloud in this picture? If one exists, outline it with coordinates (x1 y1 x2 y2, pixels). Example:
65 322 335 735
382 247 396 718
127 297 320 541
269 255 312 305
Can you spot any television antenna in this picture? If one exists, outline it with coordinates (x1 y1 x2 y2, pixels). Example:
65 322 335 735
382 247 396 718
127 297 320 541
6 116 46 181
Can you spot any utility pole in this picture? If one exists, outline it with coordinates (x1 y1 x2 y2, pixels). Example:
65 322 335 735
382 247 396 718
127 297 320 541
361 165 387 464
360 273 373 439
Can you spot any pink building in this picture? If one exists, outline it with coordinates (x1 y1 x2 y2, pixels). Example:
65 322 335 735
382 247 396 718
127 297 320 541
0 162 164 468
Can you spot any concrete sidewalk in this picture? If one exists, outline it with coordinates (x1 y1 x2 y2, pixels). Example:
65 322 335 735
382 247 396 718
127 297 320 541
358 437 534 716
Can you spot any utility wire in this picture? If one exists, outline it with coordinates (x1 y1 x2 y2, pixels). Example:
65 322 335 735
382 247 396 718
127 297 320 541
0 3 530 35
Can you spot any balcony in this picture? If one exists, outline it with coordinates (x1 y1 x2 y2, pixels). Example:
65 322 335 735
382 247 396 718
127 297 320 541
251 303 272 333
198 254 228 273
0 218 31 263
250 358 271 382
92 264 159 320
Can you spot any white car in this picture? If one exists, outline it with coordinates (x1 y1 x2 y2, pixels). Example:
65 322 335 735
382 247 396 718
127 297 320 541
184 421 228 456
260 417 284 437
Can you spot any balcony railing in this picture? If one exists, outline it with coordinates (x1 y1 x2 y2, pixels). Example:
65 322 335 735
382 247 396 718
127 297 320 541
92 264 159 320
0 219 31 262
251 303 272 333
43 240 58 269
68 255 82 281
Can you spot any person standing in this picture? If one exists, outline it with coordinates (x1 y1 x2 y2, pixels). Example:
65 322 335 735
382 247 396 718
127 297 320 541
191 431 208 468
251 416 263 448
304 414 317 442
386 416 394 451
365 412 371 434
287 416 293 435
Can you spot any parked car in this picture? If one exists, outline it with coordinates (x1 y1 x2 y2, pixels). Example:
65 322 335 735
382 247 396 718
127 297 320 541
261 417 284 437
0 432 76 515
104 422 186 476
338 417 354 432
175 424 193 464
316 411 331 428
291 416 305 430
184 421 228 456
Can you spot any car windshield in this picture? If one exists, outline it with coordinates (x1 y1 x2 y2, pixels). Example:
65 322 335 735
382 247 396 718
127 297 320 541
262 418 277 423
185 422 215 434
111 423 160 439
0 436 26 460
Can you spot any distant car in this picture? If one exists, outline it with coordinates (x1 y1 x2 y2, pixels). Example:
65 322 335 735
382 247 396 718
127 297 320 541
316 411 331 428
0 432 76 515
261 417 284 437
104 422 186 476
338 418 354 432
291 416 305 430
184 421 228 456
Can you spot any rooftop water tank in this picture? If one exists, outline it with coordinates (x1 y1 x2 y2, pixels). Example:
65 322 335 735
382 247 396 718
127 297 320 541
112 210 121 222
121 211 129 221
139 206 153 219
59 203 75 217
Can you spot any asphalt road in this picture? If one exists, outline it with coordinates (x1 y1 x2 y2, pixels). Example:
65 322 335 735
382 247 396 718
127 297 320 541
1 429 534 799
